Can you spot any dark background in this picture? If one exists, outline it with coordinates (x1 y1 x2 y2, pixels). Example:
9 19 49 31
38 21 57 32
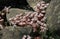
0 0 33 11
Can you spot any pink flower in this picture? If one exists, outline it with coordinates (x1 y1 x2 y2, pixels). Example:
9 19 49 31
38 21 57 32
15 20 20 23
40 13 44 16
40 6 45 10
0 24 3 29
0 19 4 24
19 13 23 16
41 10 46 13
18 22 23 26
46 3 49 6
16 14 20 17
41 3 45 7
27 35 31 39
37 3 40 7
41 17 46 21
22 35 27 39
43 23 47 27
34 12 38 17
37 20 41 24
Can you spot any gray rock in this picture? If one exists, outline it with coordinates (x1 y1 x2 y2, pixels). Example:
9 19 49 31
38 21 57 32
1 26 32 39
27 0 42 9
45 0 60 36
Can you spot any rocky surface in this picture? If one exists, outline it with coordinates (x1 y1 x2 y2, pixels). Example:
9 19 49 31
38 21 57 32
0 26 32 39
27 0 42 9
45 0 60 38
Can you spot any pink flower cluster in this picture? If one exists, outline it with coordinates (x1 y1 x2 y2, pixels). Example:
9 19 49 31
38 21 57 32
22 35 31 39
9 1 49 32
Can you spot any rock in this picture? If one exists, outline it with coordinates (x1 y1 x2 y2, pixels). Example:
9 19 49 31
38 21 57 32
27 0 42 9
45 0 60 36
0 30 3 39
1 26 32 39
